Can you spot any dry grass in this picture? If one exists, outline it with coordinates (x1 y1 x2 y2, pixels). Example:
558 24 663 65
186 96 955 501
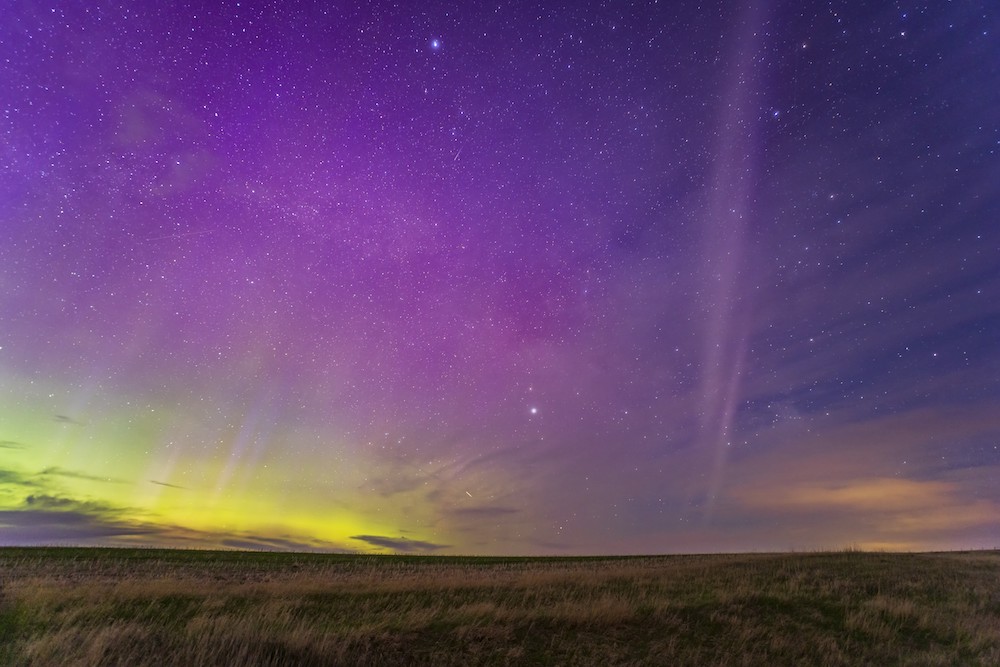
1 548 998 665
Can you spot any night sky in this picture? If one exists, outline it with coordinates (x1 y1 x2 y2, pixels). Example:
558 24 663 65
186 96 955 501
2 1 998 554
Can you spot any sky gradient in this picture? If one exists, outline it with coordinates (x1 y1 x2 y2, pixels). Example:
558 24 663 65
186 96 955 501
2 1 999 554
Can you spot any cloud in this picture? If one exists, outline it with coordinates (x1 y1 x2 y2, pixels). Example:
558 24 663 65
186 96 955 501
150 479 185 489
0 440 24 449
38 467 125 484
0 511 160 543
736 477 954 513
0 493 357 552
0 468 36 486
22 494 123 517
53 414 83 425
0 495 161 545
219 535 351 553
640 398 1000 552
734 476 1000 545
350 534 449 553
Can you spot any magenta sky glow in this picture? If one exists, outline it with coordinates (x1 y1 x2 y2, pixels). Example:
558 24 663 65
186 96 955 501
1 1 998 554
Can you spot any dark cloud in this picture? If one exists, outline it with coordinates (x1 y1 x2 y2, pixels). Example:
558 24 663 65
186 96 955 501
351 534 449 553
53 415 83 425
220 536 351 553
38 467 124 484
150 479 185 489
23 494 122 517
0 468 36 486
0 493 357 552
220 539 292 552
0 502 161 544
0 440 24 449
4 495 173 544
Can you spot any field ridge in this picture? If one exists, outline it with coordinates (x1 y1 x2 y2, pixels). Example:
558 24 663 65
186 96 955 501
1 547 998 665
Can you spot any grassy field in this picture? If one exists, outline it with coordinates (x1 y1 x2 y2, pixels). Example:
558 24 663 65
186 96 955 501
1 548 998 665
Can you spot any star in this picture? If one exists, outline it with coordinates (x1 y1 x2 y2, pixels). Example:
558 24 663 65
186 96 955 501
3 0 996 558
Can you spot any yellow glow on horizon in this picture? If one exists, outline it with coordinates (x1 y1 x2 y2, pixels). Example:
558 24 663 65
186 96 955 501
0 374 445 552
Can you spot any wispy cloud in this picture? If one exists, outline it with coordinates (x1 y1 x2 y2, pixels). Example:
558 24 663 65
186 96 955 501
53 414 83 425
150 479 185 489
0 440 24 449
351 534 449 553
38 467 124 484
0 495 160 545
729 475 1000 547
695 400 1000 551
220 535 350 553
0 492 356 552
736 477 951 513
0 468 36 486
22 494 123 516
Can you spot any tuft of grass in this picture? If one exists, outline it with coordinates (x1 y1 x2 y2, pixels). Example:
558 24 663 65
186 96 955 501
0 548 998 665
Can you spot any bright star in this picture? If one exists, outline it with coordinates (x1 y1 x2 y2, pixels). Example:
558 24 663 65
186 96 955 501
430 38 441 50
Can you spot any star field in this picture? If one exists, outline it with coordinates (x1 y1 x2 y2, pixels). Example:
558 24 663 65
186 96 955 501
1 1 998 554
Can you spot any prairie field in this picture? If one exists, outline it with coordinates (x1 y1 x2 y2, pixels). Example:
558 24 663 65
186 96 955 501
1 548 998 665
